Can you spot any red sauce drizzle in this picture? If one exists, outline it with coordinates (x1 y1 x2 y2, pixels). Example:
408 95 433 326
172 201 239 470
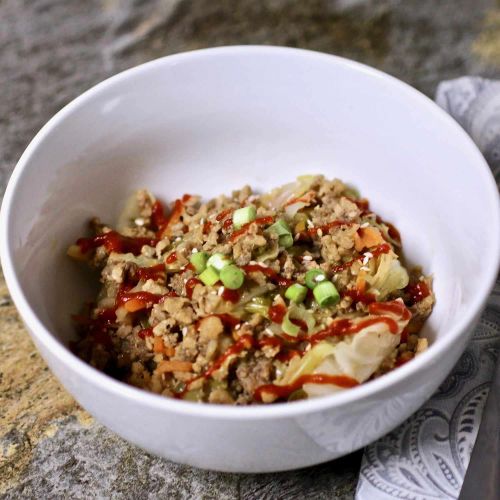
222 218 233 230
178 333 253 396
166 252 178 264
203 221 212 234
369 300 411 321
203 334 253 379
73 308 116 348
214 314 241 328
138 327 153 339
134 264 165 282
183 263 195 273
405 281 430 306
157 195 191 237
242 264 293 288
258 336 284 349
275 350 301 362
216 208 233 221
268 303 287 323
400 328 409 344
185 278 201 300
291 318 308 331
151 200 168 231
221 288 240 303
77 231 157 256
395 355 412 367
115 290 166 309
308 311 404 345
229 216 274 242
254 374 359 402
342 288 376 305
331 243 391 274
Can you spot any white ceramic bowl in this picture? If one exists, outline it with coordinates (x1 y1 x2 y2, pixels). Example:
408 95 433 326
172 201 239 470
1 46 499 473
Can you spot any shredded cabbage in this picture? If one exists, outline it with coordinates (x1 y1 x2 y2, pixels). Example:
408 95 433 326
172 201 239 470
365 253 409 299
279 341 337 385
256 242 280 263
116 192 145 231
108 252 158 268
260 175 317 209
273 299 411 397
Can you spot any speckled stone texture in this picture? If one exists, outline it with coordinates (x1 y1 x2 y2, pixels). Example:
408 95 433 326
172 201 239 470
1 0 500 497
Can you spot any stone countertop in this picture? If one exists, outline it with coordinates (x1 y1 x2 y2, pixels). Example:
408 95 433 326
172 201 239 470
1 0 500 497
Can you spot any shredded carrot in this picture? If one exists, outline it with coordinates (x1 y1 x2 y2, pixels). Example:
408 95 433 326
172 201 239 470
164 345 176 357
123 299 147 312
153 337 165 353
157 360 193 373
354 227 385 252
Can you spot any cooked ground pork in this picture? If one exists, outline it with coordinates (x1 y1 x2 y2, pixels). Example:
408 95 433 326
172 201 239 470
69 175 434 404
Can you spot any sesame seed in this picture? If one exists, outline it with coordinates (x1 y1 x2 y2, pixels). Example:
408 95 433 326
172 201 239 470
317 229 323 237
364 252 373 259
192 248 198 254
183 278 188 284
302 255 313 261
362 256 369 265
258 262 268 268
265 328 274 335
182 327 188 336
175 237 181 242
249 260 257 265
235 324 241 330
200 218 205 225
134 217 145 226
307 220 314 229
360 222 370 228
360 265 369 271
217 286 224 296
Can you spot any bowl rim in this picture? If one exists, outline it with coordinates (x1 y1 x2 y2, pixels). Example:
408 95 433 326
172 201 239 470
1 45 499 420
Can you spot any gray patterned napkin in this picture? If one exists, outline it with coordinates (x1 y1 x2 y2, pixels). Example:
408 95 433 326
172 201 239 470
355 77 500 500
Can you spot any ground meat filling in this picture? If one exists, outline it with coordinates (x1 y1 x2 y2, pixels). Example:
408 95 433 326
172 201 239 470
68 175 434 404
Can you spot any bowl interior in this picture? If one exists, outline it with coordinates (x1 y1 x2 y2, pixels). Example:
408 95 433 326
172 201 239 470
4 47 498 361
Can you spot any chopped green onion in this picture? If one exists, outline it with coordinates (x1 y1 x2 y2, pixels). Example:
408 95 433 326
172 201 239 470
305 269 327 289
279 234 294 248
207 252 232 271
268 219 292 236
244 297 271 316
313 281 340 307
189 252 208 274
281 310 300 336
285 283 307 303
268 219 293 248
199 266 220 286
220 265 245 289
233 206 256 229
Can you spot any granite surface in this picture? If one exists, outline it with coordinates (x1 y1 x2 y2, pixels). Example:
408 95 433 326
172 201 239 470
2 0 500 497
